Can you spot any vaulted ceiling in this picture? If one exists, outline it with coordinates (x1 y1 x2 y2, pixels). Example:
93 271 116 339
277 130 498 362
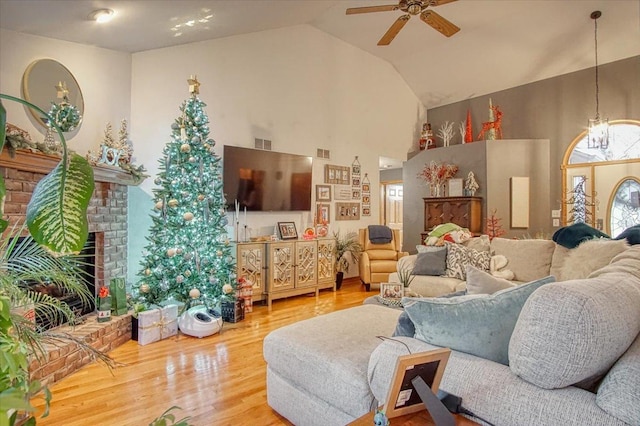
1 0 639 109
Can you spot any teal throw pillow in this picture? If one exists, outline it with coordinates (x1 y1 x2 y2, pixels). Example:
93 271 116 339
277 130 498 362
402 275 556 365
412 248 447 276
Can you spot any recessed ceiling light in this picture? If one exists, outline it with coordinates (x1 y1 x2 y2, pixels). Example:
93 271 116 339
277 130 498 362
88 9 115 24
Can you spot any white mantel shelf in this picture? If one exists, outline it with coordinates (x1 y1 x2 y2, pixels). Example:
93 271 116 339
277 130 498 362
0 149 144 186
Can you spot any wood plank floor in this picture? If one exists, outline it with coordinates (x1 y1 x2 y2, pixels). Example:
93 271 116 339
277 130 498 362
32 278 371 426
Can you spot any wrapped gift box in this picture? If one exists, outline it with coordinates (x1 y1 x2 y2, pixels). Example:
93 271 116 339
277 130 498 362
221 299 244 323
137 304 178 346
110 277 128 316
238 279 253 314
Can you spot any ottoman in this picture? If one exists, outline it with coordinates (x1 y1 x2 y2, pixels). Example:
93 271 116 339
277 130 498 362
263 304 402 425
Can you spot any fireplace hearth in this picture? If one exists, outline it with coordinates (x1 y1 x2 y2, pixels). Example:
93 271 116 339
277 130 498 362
2 149 140 386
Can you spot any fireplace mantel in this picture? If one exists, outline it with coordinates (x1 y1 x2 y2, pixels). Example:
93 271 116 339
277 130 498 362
0 149 144 186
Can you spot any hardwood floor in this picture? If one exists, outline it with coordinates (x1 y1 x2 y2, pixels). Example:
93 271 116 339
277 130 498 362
32 278 371 426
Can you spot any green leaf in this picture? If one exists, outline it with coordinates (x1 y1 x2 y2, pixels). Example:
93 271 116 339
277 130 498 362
0 99 6 153
0 175 7 233
26 153 94 255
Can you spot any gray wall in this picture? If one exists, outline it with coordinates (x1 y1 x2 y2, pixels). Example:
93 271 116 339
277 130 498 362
425 56 640 227
380 168 403 182
404 140 549 252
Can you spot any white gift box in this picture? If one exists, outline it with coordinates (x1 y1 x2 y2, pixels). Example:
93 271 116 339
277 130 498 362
137 304 178 346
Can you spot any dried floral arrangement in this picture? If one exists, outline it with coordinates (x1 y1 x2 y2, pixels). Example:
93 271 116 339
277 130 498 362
417 161 459 197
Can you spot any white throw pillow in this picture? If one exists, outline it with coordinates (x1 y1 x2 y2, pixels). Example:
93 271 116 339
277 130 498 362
561 239 629 281
466 265 516 295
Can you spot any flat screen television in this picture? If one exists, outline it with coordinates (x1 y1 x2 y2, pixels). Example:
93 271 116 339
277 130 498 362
223 146 313 212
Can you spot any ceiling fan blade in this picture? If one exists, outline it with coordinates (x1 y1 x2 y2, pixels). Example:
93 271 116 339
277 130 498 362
378 14 410 45
420 10 460 37
346 5 399 15
429 0 458 6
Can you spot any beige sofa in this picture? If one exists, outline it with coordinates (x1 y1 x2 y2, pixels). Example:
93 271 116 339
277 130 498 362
264 243 639 426
389 236 630 297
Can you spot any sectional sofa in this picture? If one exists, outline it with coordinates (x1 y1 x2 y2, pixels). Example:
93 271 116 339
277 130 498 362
263 239 639 425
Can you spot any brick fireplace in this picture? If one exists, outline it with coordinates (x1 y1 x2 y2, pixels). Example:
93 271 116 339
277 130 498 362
1 149 139 386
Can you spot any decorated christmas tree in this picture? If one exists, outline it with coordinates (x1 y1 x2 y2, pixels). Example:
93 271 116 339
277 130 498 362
566 176 595 225
134 76 236 306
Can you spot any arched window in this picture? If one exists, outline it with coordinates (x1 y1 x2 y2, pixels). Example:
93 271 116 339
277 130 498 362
608 177 640 238
562 120 640 235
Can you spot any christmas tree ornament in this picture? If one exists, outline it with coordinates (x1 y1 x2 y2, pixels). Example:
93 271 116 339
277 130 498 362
184 270 192 277
155 201 164 210
168 199 179 207
189 288 201 299
183 212 195 222
167 248 177 257
140 283 150 293
222 283 234 294
154 177 162 185
198 194 205 201
176 275 185 284
145 268 151 276
189 156 197 163
176 248 183 254
217 250 223 257
180 143 191 153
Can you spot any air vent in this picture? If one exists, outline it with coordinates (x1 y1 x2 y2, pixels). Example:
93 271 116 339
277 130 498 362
317 148 330 159
254 138 272 150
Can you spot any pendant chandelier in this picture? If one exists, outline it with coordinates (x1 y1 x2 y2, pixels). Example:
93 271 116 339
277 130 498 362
587 10 609 150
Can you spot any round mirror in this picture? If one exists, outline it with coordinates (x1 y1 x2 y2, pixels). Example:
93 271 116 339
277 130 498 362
21 59 84 130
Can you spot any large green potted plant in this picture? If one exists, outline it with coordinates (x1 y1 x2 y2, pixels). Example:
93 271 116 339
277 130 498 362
0 94 110 425
333 231 362 290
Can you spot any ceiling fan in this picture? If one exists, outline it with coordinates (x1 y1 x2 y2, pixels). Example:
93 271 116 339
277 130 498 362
346 0 460 45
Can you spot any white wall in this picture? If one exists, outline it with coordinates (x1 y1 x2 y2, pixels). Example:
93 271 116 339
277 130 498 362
129 24 424 275
0 29 132 154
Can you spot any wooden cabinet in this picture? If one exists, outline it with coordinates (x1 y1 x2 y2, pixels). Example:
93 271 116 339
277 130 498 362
235 243 266 303
421 196 483 242
236 238 335 309
317 238 336 291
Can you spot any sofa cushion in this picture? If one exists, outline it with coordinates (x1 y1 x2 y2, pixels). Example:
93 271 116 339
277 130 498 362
416 245 446 253
465 265 516 295
263 305 402 418
560 238 629 281
462 235 491 252
412 248 447 276
509 263 640 389
402 275 555 365
490 238 556 282
596 334 640 425
444 242 491 280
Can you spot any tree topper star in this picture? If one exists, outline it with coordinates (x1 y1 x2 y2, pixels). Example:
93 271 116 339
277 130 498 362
188 75 200 95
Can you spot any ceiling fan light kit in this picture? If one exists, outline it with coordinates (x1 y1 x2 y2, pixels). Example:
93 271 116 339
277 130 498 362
346 0 460 45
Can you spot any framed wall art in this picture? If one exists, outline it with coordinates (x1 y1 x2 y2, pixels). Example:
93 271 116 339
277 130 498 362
336 202 360 221
316 185 331 202
277 222 298 240
316 203 330 224
324 165 350 185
